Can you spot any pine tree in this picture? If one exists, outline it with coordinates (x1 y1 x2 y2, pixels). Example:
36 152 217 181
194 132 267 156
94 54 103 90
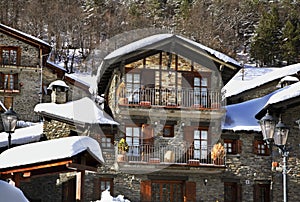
250 6 282 66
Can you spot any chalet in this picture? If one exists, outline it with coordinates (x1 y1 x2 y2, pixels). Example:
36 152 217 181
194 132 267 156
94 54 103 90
0 23 90 122
96 34 241 201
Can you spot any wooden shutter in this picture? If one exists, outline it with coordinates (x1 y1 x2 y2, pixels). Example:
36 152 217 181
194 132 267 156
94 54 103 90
142 124 154 146
13 73 18 90
0 73 4 90
185 181 196 202
253 140 259 154
236 140 242 154
140 180 151 202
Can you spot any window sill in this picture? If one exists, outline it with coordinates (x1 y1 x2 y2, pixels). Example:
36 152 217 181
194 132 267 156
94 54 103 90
0 90 20 93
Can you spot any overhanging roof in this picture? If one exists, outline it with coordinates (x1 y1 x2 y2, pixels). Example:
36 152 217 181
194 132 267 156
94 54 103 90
0 136 103 178
98 34 241 94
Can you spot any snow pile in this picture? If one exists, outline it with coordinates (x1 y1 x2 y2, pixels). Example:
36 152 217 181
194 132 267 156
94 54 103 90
0 180 29 202
92 190 130 202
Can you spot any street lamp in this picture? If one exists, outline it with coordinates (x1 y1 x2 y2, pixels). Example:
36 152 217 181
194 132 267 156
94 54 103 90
1 107 18 149
259 111 289 202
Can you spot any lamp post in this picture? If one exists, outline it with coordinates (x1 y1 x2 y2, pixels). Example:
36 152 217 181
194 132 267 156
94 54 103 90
259 111 289 202
1 107 18 149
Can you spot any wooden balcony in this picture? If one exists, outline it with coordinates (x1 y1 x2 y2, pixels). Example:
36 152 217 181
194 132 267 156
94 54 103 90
117 144 226 168
118 88 223 110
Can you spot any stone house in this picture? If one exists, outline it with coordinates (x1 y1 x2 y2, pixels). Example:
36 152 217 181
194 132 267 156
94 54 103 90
0 23 90 122
221 64 300 201
95 34 242 202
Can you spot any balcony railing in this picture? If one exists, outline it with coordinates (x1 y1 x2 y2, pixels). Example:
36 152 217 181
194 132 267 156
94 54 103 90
118 88 223 109
117 144 225 166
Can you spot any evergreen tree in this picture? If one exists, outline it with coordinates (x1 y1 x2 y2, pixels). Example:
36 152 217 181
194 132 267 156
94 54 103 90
250 6 282 66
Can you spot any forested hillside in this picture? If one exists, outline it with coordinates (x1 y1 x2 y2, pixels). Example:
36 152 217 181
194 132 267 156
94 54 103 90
1 0 299 72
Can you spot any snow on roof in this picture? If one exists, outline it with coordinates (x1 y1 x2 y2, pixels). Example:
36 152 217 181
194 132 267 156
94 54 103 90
34 97 119 125
0 123 43 148
0 180 29 202
0 23 50 47
222 89 283 132
279 75 299 83
223 63 300 98
0 136 104 170
47 80 69 90
66 72 96 94
264 81 300 107
104 34 240 66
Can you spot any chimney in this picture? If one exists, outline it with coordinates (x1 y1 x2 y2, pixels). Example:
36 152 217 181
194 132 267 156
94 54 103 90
47 80 69 104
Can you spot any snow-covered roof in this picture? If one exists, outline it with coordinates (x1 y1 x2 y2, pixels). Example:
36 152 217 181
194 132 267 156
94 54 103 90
104 34 240 67
47 80 69 90
0 136 104 170
223 81 300 132
0 180 29 202
0 123 43 148
0 23 50 47
66 72 96 94
34 97 119 125
223 63 300 98
223 93 275 132
279 75 299 83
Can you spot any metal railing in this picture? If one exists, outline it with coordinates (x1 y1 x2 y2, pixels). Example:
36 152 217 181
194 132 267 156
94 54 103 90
118 88 223 109
118 144 225 166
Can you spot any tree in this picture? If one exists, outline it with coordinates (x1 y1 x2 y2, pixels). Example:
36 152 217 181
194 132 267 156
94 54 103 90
250 6 282 66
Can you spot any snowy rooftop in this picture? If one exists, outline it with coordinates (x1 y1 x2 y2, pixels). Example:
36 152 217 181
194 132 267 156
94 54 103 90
34 97 119 125
0 123 43 148
66 72 96 94
223 81 300 132
0 23 50 47
223 63 300 98
104 34 240 67
0 136 104 170
47 80 69 90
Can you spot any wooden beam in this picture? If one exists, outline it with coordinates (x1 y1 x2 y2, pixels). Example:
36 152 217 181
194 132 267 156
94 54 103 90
0 160 73 175
66 163 97 172
76 171 85 201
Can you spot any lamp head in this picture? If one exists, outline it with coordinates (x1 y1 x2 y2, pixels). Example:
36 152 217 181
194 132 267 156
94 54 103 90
259 111 276 142
1 107 18 133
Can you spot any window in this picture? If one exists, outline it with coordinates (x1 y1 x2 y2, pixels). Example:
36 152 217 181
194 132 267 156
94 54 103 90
194 77 208 107
0 47 19 65
0 73 19 92
254 183 270 202
125 73 140 104
100 134 113 149
126 126 143 159
163 125 174 137
193 129 208 159
254 139 270 156
224 139 242 155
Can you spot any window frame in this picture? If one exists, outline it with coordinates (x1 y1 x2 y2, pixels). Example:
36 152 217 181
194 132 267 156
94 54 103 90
0 73 19 93
0 46 20 66
163 125 174 138
224 139 242 155
254 139 270 156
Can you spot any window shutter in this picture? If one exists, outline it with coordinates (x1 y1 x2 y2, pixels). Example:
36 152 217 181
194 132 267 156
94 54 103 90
13 73 18 90
237 183 242 202
185 181 196 202
0 73 4 90
142 124 154 146
253 140 259 154
140 180 151 202
184 126 194 144
237 140 242 154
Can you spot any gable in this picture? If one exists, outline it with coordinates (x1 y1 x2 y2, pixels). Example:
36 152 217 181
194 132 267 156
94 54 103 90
98 34 241 94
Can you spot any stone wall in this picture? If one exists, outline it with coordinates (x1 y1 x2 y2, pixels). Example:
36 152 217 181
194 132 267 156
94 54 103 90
43 120 72 139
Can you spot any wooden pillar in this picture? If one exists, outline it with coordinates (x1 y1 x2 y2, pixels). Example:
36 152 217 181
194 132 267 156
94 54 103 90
76 171 85 201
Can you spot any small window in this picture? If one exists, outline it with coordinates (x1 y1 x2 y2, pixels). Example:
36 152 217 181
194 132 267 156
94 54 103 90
100 134 114 149
163 125 174 137
254 139 270 156
0 47 20 65
0 73 19 92
224 139 241 155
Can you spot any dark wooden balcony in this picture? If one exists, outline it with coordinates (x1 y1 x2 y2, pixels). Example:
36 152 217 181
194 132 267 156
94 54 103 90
118 88 223 109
